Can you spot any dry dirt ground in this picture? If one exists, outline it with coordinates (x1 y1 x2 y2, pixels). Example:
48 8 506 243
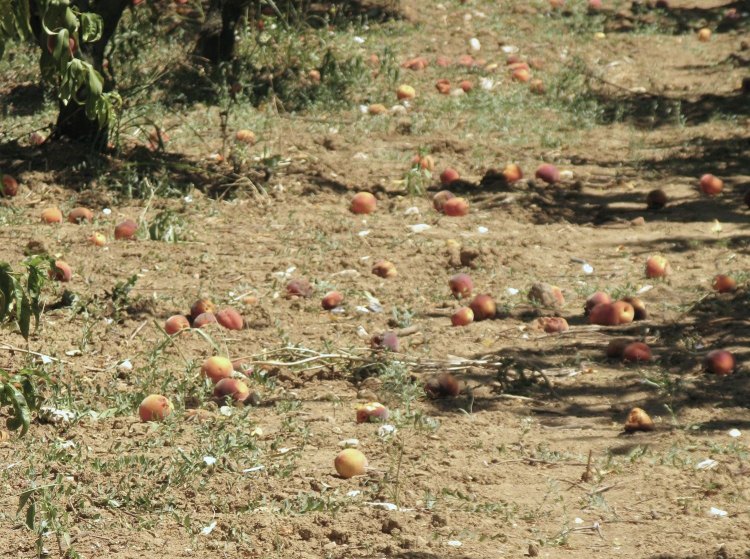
1 0 750 558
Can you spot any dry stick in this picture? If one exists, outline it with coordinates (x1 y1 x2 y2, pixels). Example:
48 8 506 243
589 481 628 496
0 344 106 372
582 449 594 482
493 457 589 467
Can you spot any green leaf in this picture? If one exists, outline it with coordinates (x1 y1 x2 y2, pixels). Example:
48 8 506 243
17 488 34 515
80 13 102 42
18 293 30 340
25 502 35 530
4 383 31 435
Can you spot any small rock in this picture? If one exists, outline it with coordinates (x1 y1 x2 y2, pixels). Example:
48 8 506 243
631 216 646 227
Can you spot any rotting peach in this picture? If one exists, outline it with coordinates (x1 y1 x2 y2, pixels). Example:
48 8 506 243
585 291 612 314
589 303 619 326
371 331 399 352
372 260 397 279
440 168 459 186
436 56 453 67
191 299 215 319
286 278 313 297
67 207 93 223
612 301 635 324
356 402 389 424
165 315 190 335
369 104 388 115
443 197 469 216
49 260 72 282
512 67 531 82
451 307 474 326
622 342 652 363
704 350 735 375
202 356 234 384
184 409 217 422
439 373 461 397
214 378 251 401
646 189 668 210
217 308 243 330
624 407 654 433
645 255 671 279
350 192 377 214
535 164 560 185
396 84 416 100
335 448 367 479
699 174 723 195
459 80 473 92
552 286 564 306
502 163 523 183
2 175 18 197
530 79 546 94
449 273 473 299
193 313 216 328
436 79 451 94
712 274 736 293
41 208 63 224
433 190 456 213
88 232 106 247
114 219 138 240
606 338 630 359
322 291 343 310
538 316 569 333
470 294 496 321
139 394 174 422
622 297 647 320
235 129 256 144
457 54 474 67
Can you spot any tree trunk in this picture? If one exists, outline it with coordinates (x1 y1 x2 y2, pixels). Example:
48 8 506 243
198 0 249 63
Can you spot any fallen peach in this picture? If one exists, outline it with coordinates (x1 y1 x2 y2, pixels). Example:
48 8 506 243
139 394 174 422
165 315 190 335
712 274 736 293
114 219 138 240
414 155 435 171
436 56 453 67
286 278 313 297
369 104 388 115
606 338 630 359
88 232 106 246
436 79 451 94
396 84 416 100
646 189 668 210
551 286 565 306
470 294 496 321
443 197 469 216
322 291 343 310
214 378 251 401
624 407 654 433
622 297 647 320
2 175 18 197
184 409 217 422
697 28 711 42
585 291 612 314
645 255 671 279
705 350 735 375
41 208 63 224
451 307 474 326
612 301 635 324
438 373 461 397
190 298 215 319
335 448 367 479
535 164 560 185
308 69 321 82
512 68 531 82
459 80 473 92
371 332 399 352
202 356 234 384
49 260 72 282
193 313 216 328
502 163 523 183
433 190 456 212
350 192 377 214
216 308 243 330
588 0 602 10
622 342 652 363
235 129 256 143
699 174 723 195
538 316 569 333
530 79 546 94
372 260 397 279
356 402 389 424
67 207 93 223
589 303 619 326
440 168 459 186
232 358 252 373
449 273 473 299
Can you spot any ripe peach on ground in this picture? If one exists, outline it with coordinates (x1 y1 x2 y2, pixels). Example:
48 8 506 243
232 358 252 373
165 314 190 335
512 68 531 82
436 56 452 67
449 273 473 299
433 190 455 212
286 278 312 297
551 286 564 306
443 197 469 216
214 378 251 401
335 448 367 479
622 297 647 320
440 168 459 186
705 350 735 375
88 232 106 246
67 207 93 223
646 189 668 210
396 85 416 100
457 54 474 67
588 0 602 10
202 356 234 384
470 294 496 321
114 219 138 240
622 342 652 363
190 298 215 319
371 331 399 352
356 402 389 424
350 192 377 214
697 28 711 42
502 163 523 183
49 260 72 282
459 80 473 92
436 79 451 94
699 174 723 195
712 274 735 293
193 313 216 328
308 69 321 83
645 255 671 278
451 307 474 326
412 154 435 171
235 129 256 143
372 260 397 279
624 408 655 433
322 291 343 310
535 164 560 185
612 301 635 324
2 175 18 196
585 291 612 314
139 394 174 422
606 338 630 359
538 316 569 333
530 79 546 94
369 104 387 115
217 308 243 330
41 208 63 223
589 303 619 326
427 373 461 398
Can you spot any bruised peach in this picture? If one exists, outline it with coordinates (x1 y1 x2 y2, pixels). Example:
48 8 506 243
624 408 654 433
371 331 399 351
436 79 451 94
590 303 619 326
699 174 723 195
403 57 428 71
49 260 72 282
443 197 469 216
451 307 474 326
459 80 473 92
502 163 523 183
41 208 63 224
705 350 735 375
433 190 456 212
440 168 459 186
606 338 630 359
372 260 397 279
193 313 216 328
114 219 138 240
712 274 736 293
235 129 256 144
217 308 243 330
449 273 473 299
646 189 668 210
202 356 233 384
286 278 312 297
232 358 252 373
645 255 671 279
438 373 461 397
185 409 217 422
535 164 560 185
1 175 18 197
139 394 174 422
396 85 416 100
470 294 496 321
612 301 635 324
585 291 612 314
356 402 389 423
165 315 190 335
214 378 251 401
350 192 377 214
322 291 343 310
622 342 652 363
191 299 215 319
88 232 106 246
622 297 647 320
67 207 93 223
335 448 367 479
538 316 569 333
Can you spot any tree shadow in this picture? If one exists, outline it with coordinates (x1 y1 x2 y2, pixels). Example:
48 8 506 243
0 82 48 118
615 1 748 36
